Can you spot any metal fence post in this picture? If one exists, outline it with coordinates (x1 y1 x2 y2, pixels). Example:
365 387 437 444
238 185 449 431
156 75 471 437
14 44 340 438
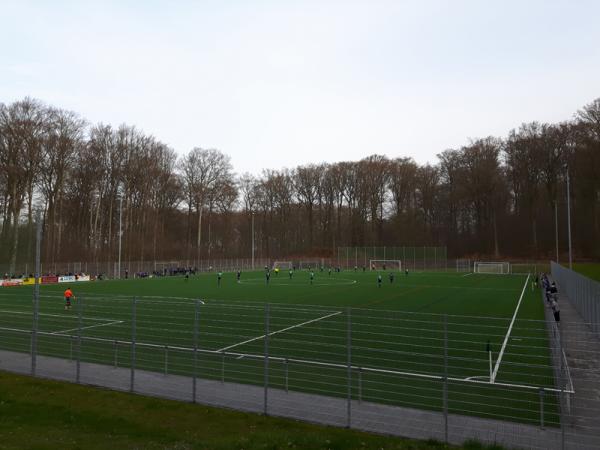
358 367 362 403
539 388 544 428
221 351 225 383
164 345 169 375
193 300 200 403
264 303 270 415
346 307 352 428
130 297 137 392
31 216 42 377
284 358 289 393
113 340 118 367
443 314 449 444
76 296 84 384
561 390 566 450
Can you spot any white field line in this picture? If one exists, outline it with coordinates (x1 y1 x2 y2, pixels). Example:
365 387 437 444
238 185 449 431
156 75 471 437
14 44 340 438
49 320 124 335
0 324 574 395
0 309 117 322
461 272 474 277
216 311 342 353
491 274 530 383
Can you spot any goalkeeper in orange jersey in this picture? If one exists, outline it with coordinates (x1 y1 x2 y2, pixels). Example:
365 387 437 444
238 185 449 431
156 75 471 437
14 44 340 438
64 288 75 310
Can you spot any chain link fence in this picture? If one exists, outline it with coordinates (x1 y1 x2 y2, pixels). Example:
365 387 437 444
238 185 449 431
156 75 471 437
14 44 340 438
2 290 599 449
336 247 447 271
552 262 600 337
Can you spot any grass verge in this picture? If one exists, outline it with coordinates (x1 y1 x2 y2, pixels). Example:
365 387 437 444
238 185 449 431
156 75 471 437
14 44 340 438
0 370 506 450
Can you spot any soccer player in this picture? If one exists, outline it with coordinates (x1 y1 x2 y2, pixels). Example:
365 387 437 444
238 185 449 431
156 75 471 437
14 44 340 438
185 271 189 282
405 268 409 276
354 265 358 272
266 271 271 285
236 270 241 283
328 267 332 276
289 269 293 279
551 298 560 324
64 288 74 310
217 271 223 286
310 271 315 285
389 272 394 283
362 266 366 272
377 274 382 288
274 267 279 276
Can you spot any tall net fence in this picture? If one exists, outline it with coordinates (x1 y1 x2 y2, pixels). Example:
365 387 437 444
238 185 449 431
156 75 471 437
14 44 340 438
1 258 273 279
2 291 598 448
337 247 447 271
551 262 600 337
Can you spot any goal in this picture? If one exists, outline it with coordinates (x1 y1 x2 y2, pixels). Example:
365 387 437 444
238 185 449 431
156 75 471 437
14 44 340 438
299 260 321 270
369 260 402 271
474 262 511 275
456 259 472 272
272 261 292 270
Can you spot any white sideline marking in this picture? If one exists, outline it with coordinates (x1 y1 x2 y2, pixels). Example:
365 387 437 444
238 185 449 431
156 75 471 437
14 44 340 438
461 273 474 277
0 309 124 335
216 311 342 353
50 320 124 335
0 310 118 322
491 274 530 383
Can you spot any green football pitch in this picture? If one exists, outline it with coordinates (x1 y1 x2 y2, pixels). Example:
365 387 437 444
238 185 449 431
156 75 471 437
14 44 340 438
0 269 560 426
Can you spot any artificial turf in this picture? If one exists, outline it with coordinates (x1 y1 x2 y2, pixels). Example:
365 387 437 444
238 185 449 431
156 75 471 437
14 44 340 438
0 269 558 426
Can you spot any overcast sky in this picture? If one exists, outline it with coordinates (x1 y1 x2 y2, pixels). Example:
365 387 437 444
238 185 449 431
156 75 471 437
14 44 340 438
1 0 599 174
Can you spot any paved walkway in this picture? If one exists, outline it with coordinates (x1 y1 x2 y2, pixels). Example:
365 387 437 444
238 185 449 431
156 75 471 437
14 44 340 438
0 349 570 450
546 278 600 449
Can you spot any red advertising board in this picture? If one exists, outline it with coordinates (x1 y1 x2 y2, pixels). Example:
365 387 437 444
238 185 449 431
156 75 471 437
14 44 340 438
41 275 59 284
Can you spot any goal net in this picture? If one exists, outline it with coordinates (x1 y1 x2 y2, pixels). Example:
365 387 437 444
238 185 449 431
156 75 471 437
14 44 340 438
272 261 292 270
369 260 402 271
299 261 321 270
474 262 511 275
456 259 472 272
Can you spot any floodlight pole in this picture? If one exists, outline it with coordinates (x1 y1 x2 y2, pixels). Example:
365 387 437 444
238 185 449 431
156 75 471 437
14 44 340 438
251 212 255 270
118 193 123 279
566 167 573 270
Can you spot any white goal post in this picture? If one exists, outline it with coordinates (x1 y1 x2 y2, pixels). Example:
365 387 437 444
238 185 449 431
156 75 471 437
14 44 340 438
474 261 511 275
272 261 292 270
369 260 402 271
456 259 472 272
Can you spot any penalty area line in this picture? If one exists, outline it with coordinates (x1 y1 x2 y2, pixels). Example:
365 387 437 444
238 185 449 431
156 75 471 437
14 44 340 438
216 310 342 353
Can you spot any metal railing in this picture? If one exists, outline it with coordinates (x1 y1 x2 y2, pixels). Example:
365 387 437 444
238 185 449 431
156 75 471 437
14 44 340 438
2 292 599 448
552 262 600 337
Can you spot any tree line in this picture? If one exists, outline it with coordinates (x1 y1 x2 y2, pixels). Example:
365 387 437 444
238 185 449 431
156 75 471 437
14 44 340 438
1 97 599 272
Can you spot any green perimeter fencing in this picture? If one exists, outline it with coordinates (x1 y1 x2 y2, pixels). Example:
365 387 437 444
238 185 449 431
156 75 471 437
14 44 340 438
0 294 569 434
337 247 447 271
